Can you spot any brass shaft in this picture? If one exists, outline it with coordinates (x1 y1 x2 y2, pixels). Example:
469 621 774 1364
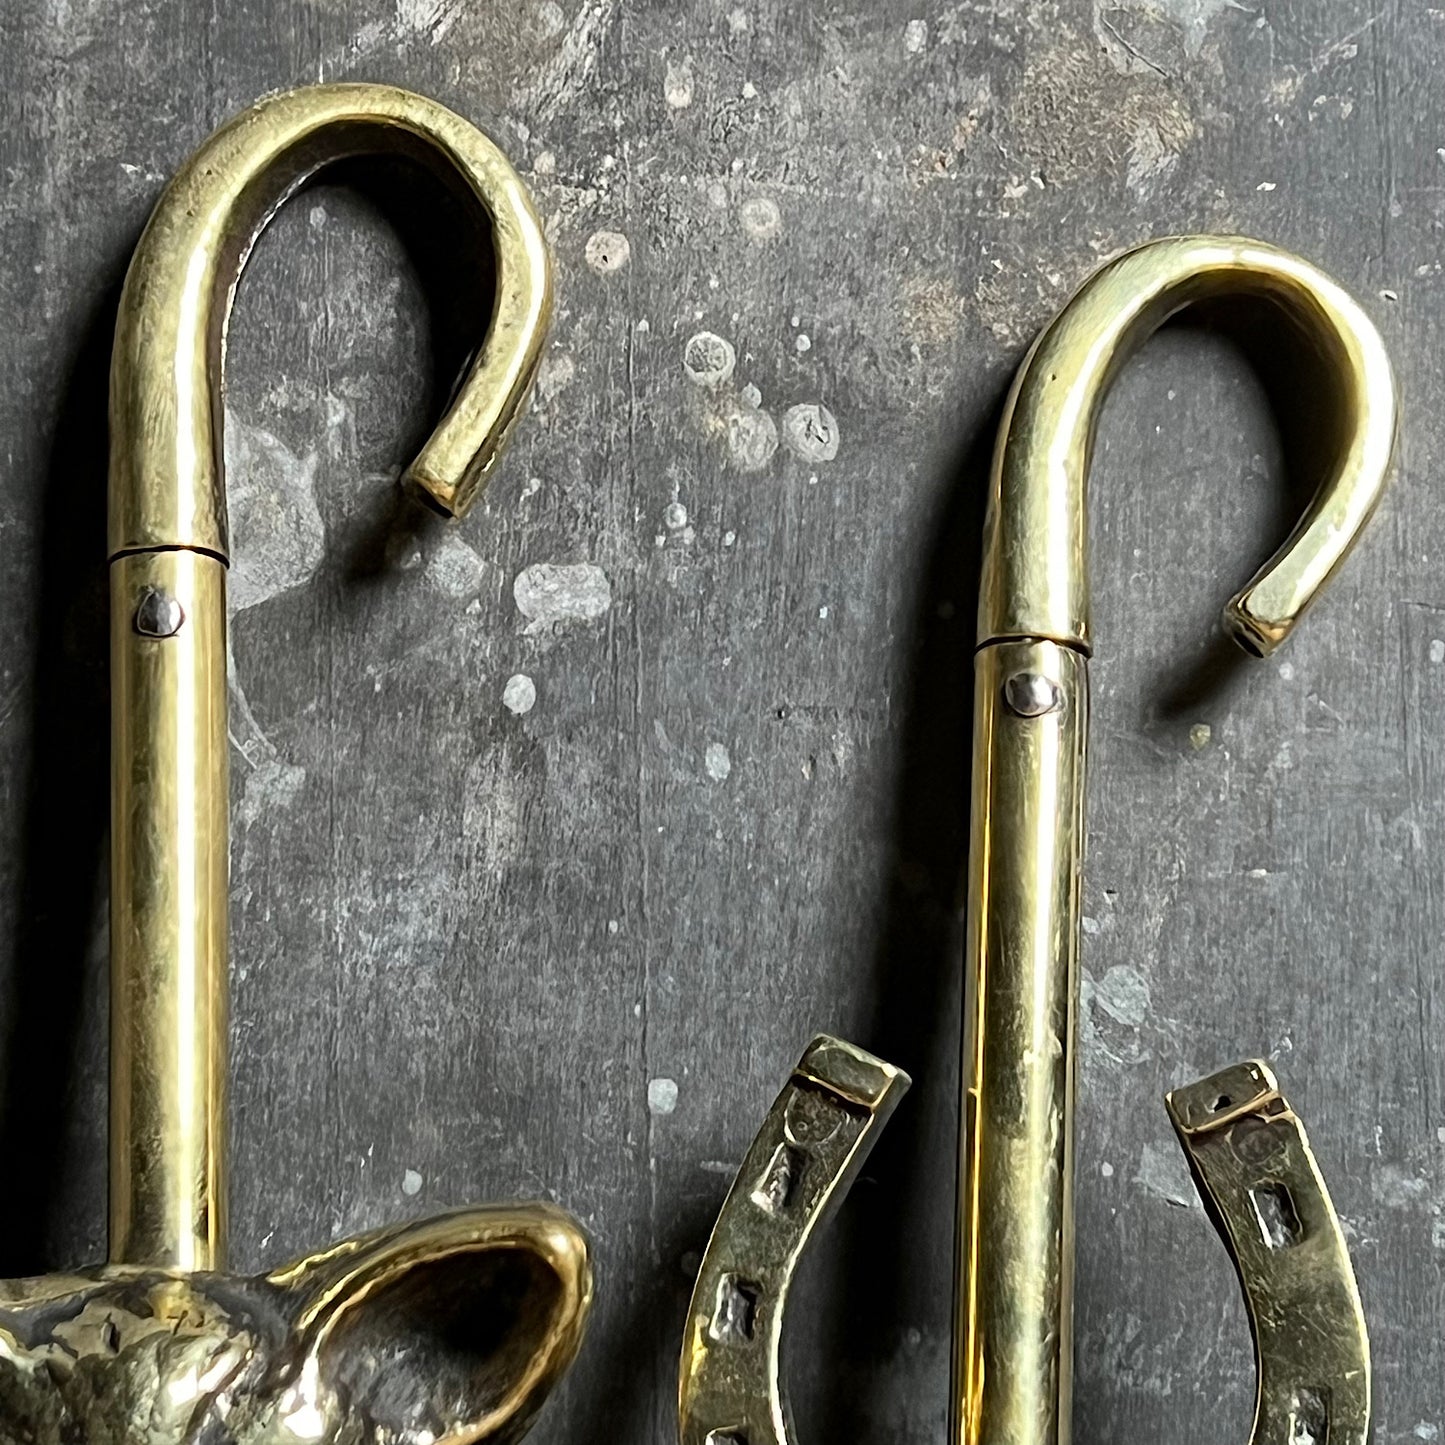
956 640 1086 1445
105 82 552 1273
110 552 228 1271
956 237 1397 1445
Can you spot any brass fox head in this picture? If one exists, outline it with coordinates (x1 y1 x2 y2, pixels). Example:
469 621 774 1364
0 1204 589 1445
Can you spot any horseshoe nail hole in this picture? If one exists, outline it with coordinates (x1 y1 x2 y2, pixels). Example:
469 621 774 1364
1251 1181 1304 1249
1211 1094 1233 1111
751 1143 802 1214
1288 1385 1330 1443
710 1274 760 1343
706 1432 748 1445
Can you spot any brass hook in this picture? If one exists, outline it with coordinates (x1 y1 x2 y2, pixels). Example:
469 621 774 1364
980 234 1397 657
0 85 582 1445
108 80 550 561
108 78 551 1278
679 237 1395 1445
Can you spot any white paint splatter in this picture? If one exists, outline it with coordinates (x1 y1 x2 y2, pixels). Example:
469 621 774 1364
394 0 461 43
1134 1140 1197 1209
705 742 732 781
428 532 486 599
1097 0 1239 62
460 745 531 875
683 331 736 388
904 18 929 52
237 758 307 831
795 333 811 353
585 228 630 274
648 1077 679 1115
1415 1423 1441 1441
1189 722 1212 750
665 501 689 530
1125 120 1180 195
514 562 613 630
665 56 694 109
224 412 325 613
1430 639 1445 664
781 403 840 463
727 398 779 472
1373 1162 1431 1208
537 350 577 400
1101 1160 1114 1177
402 1168 423 1196
739 195 782 241
503 674 537 714
1080 965 1152 1066
516 0 619 120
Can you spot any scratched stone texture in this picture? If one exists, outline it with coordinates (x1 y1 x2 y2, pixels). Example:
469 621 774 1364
0 0 1441 1441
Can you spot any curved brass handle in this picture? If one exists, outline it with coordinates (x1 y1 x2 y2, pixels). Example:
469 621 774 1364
109 80 551 559
679 1043 1370 1445
979 235 1398 656
959 238 1392 1445
107 83 551 1272
682 238 1390 1445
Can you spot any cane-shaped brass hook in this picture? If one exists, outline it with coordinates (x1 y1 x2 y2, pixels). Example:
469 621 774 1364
0 84 586 1444
679 237 1396 1445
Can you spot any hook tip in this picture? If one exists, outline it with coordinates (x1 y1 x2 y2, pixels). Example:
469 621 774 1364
403 452 494 522
1222 596 1288 659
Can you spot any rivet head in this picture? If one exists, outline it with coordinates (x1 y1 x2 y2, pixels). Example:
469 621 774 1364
1003 670 1060 718
134 587 185 638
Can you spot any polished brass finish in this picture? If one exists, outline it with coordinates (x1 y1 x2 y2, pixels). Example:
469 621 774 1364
680 237 1395 1445
978 235 1396 657
1167 1062 1369 1444
110 548 228 1271
0 83 584 1445
0 1205 590 1444
678 1037 910 1445
107 79 551 1277
109 81 550 559
958 235 1393 1445
685 1046 1369 1445
957 639 1086 1445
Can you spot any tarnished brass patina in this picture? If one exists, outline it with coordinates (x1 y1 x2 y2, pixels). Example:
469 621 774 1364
680 237 1396 1445
0 83 588 1444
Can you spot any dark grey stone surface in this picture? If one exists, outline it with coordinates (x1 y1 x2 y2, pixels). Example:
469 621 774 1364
0 0 1439 1440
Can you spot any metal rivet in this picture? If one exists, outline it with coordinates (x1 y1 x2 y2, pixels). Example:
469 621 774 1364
134 588 185 639
1003 671 1059 718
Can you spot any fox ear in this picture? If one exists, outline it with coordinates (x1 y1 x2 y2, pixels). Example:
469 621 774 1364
269 1202 592 1445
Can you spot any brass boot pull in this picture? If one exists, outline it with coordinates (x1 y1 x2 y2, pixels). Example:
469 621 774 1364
680 237 1396 1445
0 84 585 1445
